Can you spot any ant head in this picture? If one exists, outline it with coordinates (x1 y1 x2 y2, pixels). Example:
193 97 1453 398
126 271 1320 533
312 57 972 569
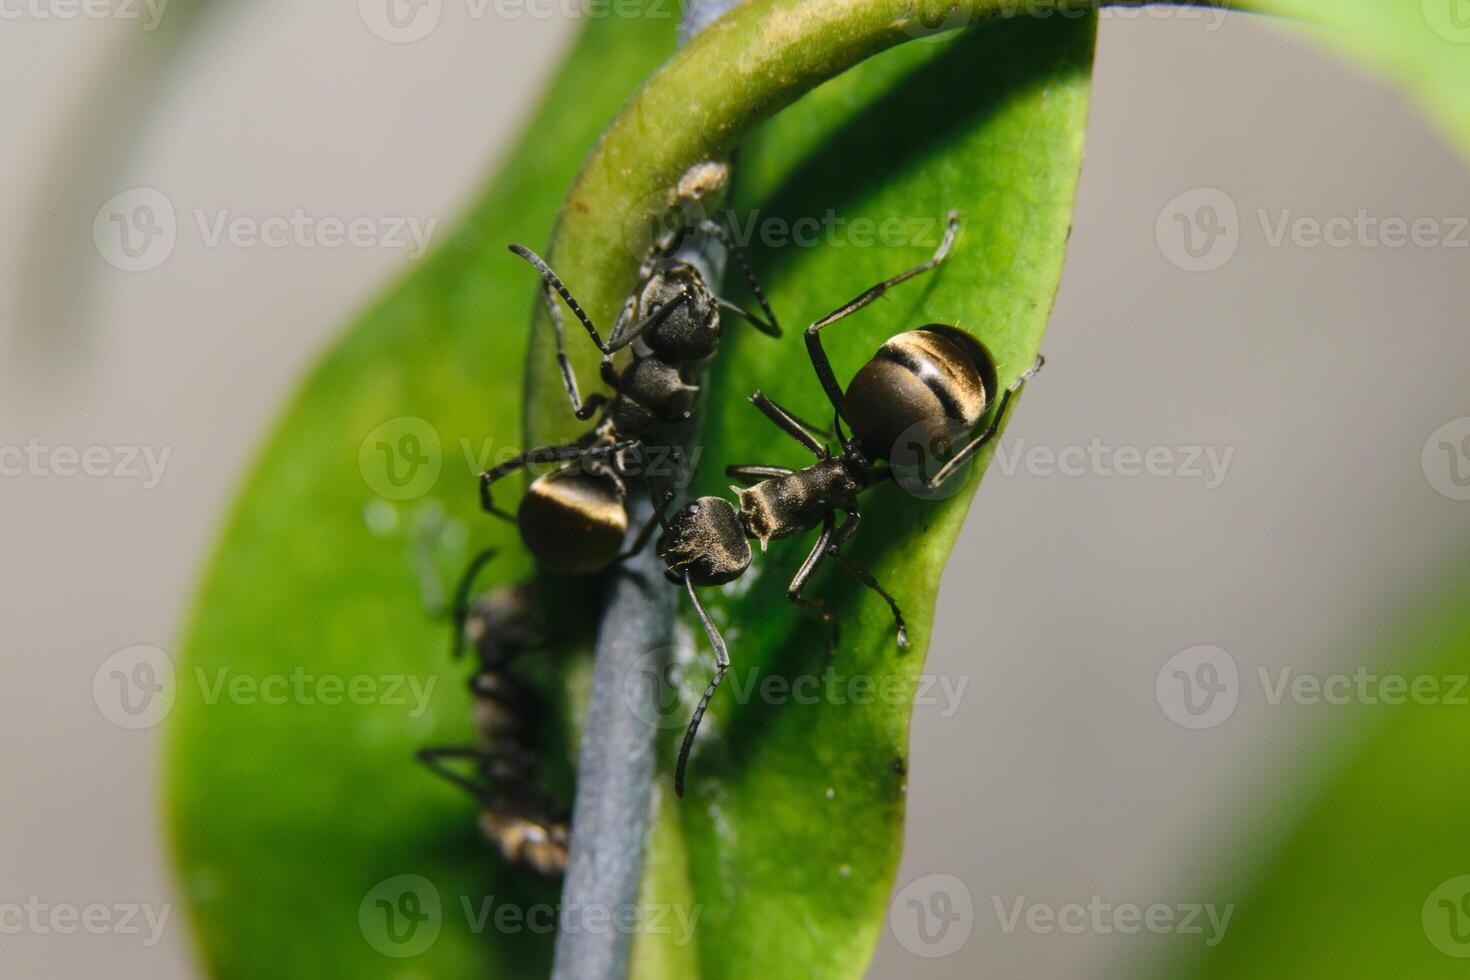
637 263 721 362
656 496 752 586
841 325 998 463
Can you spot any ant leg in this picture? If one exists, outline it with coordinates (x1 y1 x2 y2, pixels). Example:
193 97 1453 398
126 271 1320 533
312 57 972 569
599 359 622 391
921 355 1044 490
760 396 833 440
480 441 639 521
716 298 781 337
448 548 499 660
615 489 675 561
826 508 908 649
725 464 794 486
676 571 731 799
605 291 692 355
785 513 840 651
696 219 781 337
803 211 961 412
417 746 492 800
748 391 828 458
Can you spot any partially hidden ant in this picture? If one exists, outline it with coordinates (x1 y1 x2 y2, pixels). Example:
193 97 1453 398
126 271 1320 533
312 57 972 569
653 212 1044 797
417 552 571 876
477 165 782 576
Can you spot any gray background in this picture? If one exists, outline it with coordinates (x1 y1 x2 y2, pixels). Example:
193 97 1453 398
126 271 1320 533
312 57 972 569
2 3 1467 978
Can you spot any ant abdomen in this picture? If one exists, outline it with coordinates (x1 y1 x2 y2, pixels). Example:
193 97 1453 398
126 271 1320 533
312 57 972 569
481 812 570 878
842 325 999 461
518 468 628 575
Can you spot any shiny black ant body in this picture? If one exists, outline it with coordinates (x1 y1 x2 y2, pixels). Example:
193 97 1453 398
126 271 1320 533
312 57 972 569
653 213 1044 796
417 553 570 876
478 164 781 575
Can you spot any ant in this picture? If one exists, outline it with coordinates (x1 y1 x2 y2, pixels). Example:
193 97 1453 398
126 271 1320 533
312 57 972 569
477 163 782 576
653 212 1044 796
417 552 571 876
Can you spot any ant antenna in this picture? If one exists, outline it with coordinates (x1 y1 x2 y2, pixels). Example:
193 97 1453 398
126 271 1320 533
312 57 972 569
675 571 730 798
1012 354 1045 390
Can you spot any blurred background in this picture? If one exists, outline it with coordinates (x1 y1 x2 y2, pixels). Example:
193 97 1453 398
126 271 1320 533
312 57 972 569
2 3 1467 978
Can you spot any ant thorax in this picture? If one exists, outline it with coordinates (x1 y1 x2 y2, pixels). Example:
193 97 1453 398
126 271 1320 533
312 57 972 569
610 356 699 437
735 457 863 550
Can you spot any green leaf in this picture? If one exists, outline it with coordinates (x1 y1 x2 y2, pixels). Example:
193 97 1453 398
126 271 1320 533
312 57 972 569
169 0 1098 973
621 17 1097 978
165 0 1469 977
1162 570 1470 979
164 16 677 979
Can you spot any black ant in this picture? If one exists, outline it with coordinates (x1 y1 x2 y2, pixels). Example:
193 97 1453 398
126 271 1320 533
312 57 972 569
477 164 781 575
653 212 1044 796
417 552 571 876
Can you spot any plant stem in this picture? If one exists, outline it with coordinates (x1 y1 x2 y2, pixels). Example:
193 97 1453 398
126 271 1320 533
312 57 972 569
550 492 676 980
549 7 740 980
